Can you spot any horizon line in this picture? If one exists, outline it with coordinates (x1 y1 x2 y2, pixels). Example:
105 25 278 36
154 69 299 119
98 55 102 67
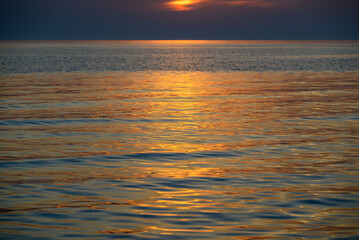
1 40 359 44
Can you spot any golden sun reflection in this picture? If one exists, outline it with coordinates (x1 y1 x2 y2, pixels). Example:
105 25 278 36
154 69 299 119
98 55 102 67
3 71 359 160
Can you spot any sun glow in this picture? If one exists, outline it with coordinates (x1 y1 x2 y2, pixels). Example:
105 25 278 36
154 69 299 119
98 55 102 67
166 0 203 11
164 0 278 11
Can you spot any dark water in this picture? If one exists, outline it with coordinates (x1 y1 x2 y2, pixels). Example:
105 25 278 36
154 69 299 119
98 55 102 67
1 41 359 239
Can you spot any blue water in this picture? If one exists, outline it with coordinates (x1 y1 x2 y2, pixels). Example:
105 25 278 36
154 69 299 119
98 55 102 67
1 41 359 239
1 41 359 73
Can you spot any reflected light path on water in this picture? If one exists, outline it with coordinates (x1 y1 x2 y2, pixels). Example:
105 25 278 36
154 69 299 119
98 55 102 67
1 71 359 239
2 71 358 159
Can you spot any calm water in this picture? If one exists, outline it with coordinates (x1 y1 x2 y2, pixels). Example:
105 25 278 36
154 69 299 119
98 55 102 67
1 41 359 239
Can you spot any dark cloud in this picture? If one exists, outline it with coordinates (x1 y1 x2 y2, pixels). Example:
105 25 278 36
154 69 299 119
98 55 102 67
0 0 358 40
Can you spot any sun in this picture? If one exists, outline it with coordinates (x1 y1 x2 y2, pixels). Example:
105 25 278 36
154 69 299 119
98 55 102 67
166 0 203 11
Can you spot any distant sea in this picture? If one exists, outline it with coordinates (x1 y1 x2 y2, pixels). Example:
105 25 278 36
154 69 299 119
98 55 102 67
1 41 359 239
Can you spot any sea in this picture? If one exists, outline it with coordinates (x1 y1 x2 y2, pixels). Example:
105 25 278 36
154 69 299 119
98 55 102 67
0 40 359 239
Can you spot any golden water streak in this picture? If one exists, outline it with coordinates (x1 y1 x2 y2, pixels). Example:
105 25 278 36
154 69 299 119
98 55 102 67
1 71 358 161
1 71 359 238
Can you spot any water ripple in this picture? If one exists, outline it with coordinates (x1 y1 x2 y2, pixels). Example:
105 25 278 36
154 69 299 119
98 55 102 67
1 54 359 238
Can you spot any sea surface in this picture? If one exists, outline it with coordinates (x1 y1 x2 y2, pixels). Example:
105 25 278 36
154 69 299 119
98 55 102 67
1 40 359 239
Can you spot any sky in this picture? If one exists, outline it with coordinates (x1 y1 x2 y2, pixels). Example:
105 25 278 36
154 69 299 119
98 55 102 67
0 0 358 40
